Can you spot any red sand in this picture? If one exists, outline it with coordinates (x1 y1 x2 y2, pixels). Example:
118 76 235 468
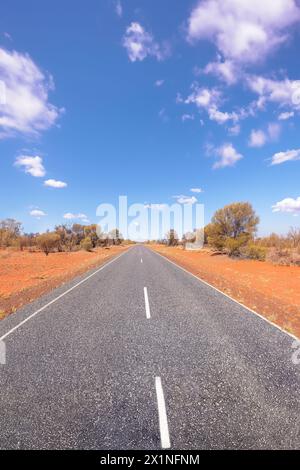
0 246 128 319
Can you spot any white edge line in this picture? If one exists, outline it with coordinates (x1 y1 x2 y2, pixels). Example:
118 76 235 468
150 248 299 342
155 376 171 449
144 286 151 319
0 249 131 342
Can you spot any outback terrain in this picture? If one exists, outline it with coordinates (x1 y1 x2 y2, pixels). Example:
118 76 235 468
0 246 128 319
149 245 300 338
1 241 300 340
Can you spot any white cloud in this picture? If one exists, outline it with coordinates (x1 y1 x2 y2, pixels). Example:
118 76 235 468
208 107 238 124
63 212 87 220
155 79 164 87
158 108 169 122
185 86 220 109
213 143 243 169
15 155 45 177
173 195 198 204
249 123 281 147
267 122 281 141
270 149 300 165
123 22 168 62
115 0 122 17
272 197 300 214
184 85 239 125
278 111 294 120
204 57 238 85
30 209 46 218
0 47 62 138
182 113 194 122
44 179 67 188
249 129 267 147
63 213 89 223
190 188 203 193
187 0 300 64
246 75 300 110
228 124 240 136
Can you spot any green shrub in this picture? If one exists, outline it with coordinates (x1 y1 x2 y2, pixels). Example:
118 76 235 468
206 223 226 250
243 244 267 261
224 237 246 256
80 237 93 252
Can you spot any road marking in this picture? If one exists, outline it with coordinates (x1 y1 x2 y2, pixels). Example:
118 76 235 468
143 287 151 319
141 258 143 263
151 249 300 341
0 249 130 342
155 377 171 449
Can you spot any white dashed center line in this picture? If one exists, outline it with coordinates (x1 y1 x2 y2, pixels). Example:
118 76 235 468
143 287 151 319
141 258 143 263
155 377 171 449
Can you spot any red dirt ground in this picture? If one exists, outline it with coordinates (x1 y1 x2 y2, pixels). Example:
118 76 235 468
0 246 128 319
149 245 300 339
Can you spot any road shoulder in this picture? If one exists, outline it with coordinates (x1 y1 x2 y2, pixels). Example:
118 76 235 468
148 244 300 340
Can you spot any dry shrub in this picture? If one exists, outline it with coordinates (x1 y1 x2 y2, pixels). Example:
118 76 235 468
225 237 248 256
266 248 300 266
80 237 93 252
36 233 60 256
291 251 300 266
253 227 300 266
242 244 267 261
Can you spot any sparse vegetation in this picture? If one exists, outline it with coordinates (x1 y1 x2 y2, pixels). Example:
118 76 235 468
0 204 299 266
241 244 267 261
80 237 93 252
158 202 299 266
166 229 178 247
0 245 128 318
36 233 60 256
251 227 300 266
0 219 128 255
0 218 22 248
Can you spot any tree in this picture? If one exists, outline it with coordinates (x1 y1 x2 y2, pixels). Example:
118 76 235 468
288 227 300 248
0 218 22 247
18 235 31 251
0 218 22 236
108 228 123 245
54 225 67 252
84 224 99 247
166 229 178 247
72 223 85 244
208 202 259 254
36 233 60 256
212 202 259 238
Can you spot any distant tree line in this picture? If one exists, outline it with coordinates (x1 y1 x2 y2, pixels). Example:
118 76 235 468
0 220 130 255
1 201 300 265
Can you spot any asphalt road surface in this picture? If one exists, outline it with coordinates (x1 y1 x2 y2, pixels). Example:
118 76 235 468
0 245 300 450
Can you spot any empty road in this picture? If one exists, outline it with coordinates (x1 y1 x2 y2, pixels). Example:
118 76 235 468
0 245 300 449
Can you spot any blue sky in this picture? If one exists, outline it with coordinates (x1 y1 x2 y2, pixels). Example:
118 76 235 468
0 0 300 236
